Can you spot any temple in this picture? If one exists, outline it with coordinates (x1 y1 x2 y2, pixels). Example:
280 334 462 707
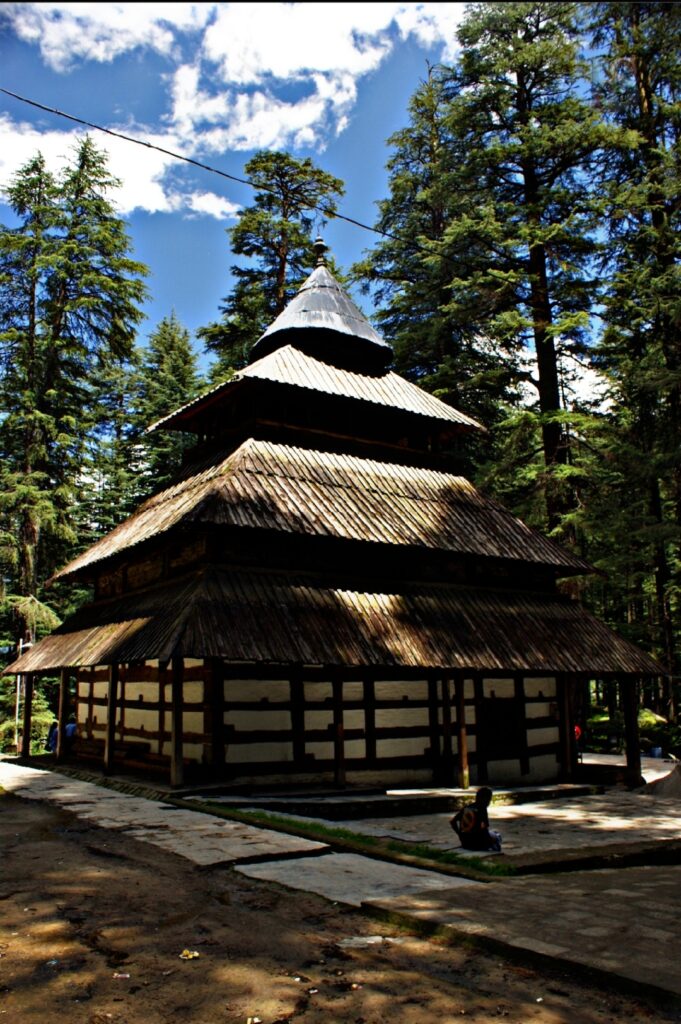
5 240 659 788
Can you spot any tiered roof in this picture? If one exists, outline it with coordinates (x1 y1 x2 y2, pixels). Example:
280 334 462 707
5 242 660 677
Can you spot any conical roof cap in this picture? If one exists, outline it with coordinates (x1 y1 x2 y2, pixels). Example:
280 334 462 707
250 244 392 370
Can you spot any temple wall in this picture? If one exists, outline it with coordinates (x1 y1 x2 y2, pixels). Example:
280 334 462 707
74 662 561 785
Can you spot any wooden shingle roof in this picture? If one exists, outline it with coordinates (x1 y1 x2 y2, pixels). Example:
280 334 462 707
53 439 592 582
5 567 661 676
148 345 482 434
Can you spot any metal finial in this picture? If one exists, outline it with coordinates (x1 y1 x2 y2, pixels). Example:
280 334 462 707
313 235 328 266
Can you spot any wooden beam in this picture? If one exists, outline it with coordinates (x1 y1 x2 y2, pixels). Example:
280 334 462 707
622 677 643 787
56 668 70 762
103 664 119 775
427 675 441 783
440 675 454 786
556 674 573 782
290 670 305 766
170 655 185 788
515 674 530 776
455 673 469 789
364 676 376 763
473 674 487 784
204 658 225 772
20 673 34 760
332 671 345 788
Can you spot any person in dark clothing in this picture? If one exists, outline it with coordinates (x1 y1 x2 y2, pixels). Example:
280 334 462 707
451 786 502 852
45 720 58 753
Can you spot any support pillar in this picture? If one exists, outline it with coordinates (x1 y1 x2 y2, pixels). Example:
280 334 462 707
556 674 573 781
203 658 225 773
332 672 345 788
622 677 643 788
170 655 185 788
440 675 454 786
427 675 441 783
103 664 119 775
56 668 70 762
20 673 34 760
455 674 469 789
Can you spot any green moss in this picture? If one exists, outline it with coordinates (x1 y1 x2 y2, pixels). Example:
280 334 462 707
180 800 514 879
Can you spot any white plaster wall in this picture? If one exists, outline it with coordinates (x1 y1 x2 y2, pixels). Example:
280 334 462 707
375 708 429 729
227 708 292 730
523 677 556 698
527 726 560 748
377 736 429 758
482 677 514 698
374 680 428 701
226 679 292 703
225 741 293 763
525 702 553 719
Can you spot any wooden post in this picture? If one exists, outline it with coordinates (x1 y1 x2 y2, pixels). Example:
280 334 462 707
427 675 441 783
103 664 119 775
170 655 185 788
556 674 573 782
20 673 34 760
56 668 70 762
291 670 305 767
515 675 530 777
363 676 376 764
473 674 488 784
204 658 225 772
440 675 454 786
332 672 345 788
622 677 643 788
455 674 469 789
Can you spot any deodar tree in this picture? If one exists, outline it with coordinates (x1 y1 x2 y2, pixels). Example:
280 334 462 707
199 151 344 380
0 137 148 645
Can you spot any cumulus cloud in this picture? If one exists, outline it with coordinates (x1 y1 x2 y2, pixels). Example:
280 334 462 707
0 114 239 220
2 2 214 71
0 2 467 213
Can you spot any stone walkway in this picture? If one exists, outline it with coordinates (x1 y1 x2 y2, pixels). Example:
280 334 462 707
0 760 328 866
3 757 681 1003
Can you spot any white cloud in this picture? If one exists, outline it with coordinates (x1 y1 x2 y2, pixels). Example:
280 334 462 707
0 3 469 212
2 2 214 71
0 114 238 220
3 3 467 151
186 190 240 219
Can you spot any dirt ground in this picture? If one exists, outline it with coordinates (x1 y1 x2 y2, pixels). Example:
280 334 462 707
1 790 678 1024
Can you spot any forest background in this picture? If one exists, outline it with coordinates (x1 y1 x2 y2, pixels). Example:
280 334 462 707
0 1 679 750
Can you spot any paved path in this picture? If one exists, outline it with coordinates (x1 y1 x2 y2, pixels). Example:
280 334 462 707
3 758 681 1004
365 864 681 1000
0 760 328 866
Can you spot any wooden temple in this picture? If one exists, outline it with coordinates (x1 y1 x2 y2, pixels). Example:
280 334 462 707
6 240 660 788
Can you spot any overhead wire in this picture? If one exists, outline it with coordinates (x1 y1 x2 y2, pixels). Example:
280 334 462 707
0 86 447 264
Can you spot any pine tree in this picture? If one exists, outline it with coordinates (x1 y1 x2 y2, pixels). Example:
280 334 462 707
198 151 344 380
0 137 148 643
584 1 681 701
132 312 202 497
352 68 523 477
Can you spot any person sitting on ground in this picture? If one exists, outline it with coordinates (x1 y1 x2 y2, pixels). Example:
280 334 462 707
450 786 502 852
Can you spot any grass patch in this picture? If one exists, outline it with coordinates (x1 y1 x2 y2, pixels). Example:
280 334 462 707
178 799 515 878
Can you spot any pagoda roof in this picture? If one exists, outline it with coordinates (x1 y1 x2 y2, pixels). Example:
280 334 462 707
53 438 592 582
148 345 482 434
250 263 392 366
5 566 661 676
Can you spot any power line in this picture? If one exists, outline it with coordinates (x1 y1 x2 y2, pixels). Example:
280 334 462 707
0 87 444 261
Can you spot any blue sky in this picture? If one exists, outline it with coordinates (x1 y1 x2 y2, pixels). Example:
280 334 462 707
0 3 468 367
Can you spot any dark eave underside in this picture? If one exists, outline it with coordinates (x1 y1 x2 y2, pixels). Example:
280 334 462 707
6 567 661 677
